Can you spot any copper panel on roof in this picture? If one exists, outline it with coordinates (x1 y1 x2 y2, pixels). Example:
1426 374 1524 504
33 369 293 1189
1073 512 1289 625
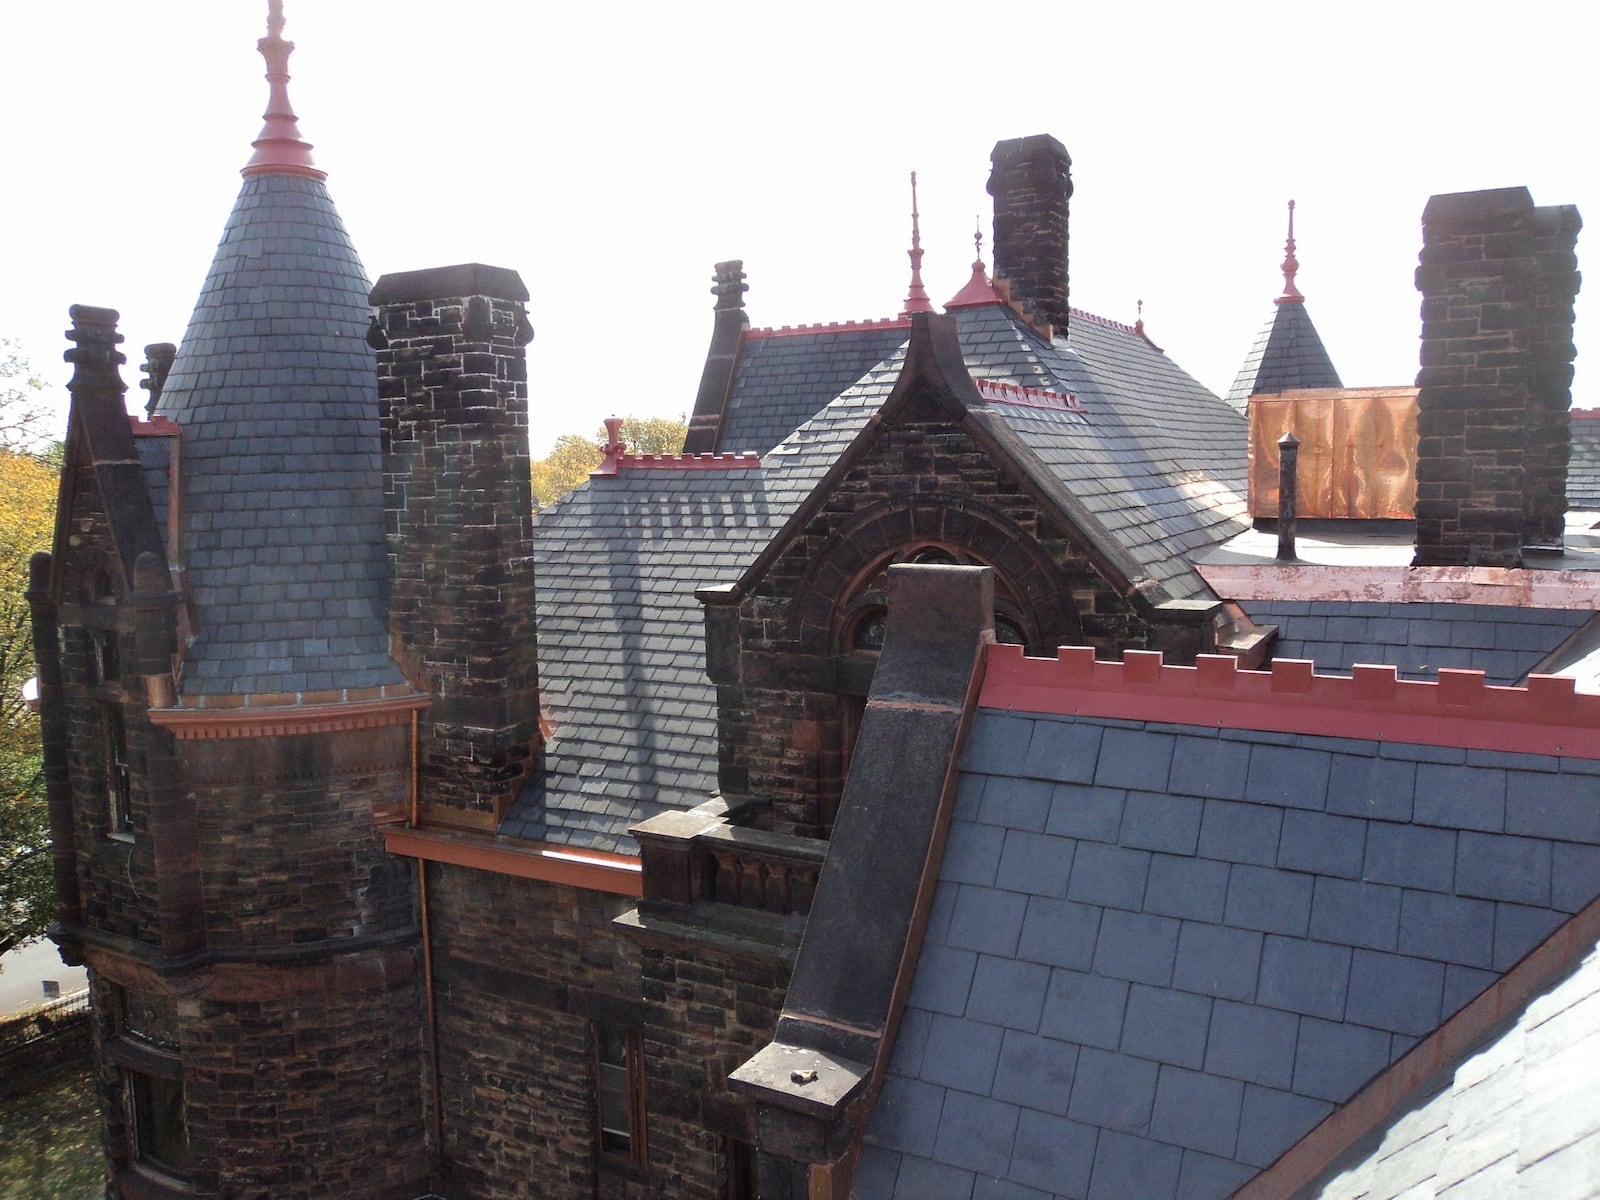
1250 387 1419 519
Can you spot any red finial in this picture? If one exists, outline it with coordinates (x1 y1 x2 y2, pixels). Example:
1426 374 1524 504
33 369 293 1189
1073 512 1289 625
1276 199 1304 304
1135 299 1145 335
900 171 934 317
242 1 326 180
946 213 1005 310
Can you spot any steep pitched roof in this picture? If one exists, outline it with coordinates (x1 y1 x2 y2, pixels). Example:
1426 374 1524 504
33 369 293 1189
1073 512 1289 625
715 322 910 455
153 154 401 697
1301 932 1600 1199
1226 301 1344 412
1568 412 1600 510
516 301 1248 849
854 653 1600 1199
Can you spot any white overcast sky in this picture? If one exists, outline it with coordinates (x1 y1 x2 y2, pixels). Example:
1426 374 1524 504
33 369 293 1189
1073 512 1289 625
3 2 1594 454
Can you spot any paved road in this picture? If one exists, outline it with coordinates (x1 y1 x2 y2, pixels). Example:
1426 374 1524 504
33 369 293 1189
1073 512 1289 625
0 938 86 1015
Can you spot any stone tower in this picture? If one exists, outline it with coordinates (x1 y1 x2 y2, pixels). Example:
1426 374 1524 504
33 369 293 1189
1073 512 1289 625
33 7 430 1196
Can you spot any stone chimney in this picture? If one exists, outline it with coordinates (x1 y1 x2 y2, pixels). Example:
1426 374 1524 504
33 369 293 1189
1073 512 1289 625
1413 188 1582 567
371 263 541 828
988 134 1073 336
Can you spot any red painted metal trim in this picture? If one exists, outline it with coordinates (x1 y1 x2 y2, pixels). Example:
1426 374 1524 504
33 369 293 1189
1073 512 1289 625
974 379 1085 414
1573 408 1600 421
979 643 1600 759
385 826 643 897
742 317 910 341
129 415 180 437
591 451 762 475
151 690 430 740
1066 307 1142 336
1198 562 1600 610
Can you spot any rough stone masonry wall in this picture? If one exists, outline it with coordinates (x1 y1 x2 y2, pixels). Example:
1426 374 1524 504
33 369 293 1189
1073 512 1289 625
635 935 792 1199
375 271 540 824
427 866 642 1200
724 418 1146 836
1414 187 1581 566
988 134 1073 335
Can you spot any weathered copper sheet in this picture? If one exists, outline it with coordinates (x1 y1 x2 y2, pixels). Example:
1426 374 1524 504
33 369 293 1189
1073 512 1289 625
1249 387 1419 519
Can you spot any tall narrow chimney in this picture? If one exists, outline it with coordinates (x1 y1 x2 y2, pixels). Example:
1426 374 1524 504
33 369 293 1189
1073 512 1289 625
988 134 1073 337
372 263 541 827
1413 188 1582 567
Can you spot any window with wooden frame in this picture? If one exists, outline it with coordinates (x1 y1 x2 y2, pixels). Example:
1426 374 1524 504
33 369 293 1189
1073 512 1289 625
110 987 192 1181
101 702 132 836
592 1023 646 1165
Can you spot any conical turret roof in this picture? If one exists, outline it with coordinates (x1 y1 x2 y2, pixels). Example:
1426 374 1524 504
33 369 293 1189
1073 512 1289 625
154 8 401 697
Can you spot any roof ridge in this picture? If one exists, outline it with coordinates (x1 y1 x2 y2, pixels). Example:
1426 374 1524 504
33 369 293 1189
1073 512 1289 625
982 644 1600 758
1066 306 1140 335
590 451 761 476
744 317 910 341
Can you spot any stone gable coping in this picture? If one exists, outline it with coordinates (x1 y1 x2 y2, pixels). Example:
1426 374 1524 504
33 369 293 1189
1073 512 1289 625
981 644 1600 759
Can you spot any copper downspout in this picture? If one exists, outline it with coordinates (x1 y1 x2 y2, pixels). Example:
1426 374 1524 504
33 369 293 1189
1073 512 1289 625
411 708 444 1151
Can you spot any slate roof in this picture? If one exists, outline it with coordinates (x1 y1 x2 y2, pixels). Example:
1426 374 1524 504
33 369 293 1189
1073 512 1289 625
1305 935 1600 1200
515 301 1249 849
154 174 402 696
1225 302 1343 413
1568 413 1600 510
1241 601 1593 684
716 323 911 455
853 708 1600 1199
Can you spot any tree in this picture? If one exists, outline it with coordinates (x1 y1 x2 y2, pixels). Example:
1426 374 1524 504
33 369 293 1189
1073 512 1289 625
0 342 60 956
0 447 57 956
529 416 687 508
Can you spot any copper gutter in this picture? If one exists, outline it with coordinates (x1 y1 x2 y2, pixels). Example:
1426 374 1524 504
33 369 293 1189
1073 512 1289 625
411 709 445 1154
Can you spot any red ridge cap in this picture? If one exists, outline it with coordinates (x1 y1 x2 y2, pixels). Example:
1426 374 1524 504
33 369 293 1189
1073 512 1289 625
1067 307 1141 336
980 644 1600 759
974 379 1085 414
130 415 180 436
1572 408 1600 420
743 317 910 341
591 451 761 477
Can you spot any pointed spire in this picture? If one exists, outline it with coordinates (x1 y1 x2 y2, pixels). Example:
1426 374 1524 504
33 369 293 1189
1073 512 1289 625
900 171 934 317
241 1 326 180
946 215 1006 310
1276 199 1304 304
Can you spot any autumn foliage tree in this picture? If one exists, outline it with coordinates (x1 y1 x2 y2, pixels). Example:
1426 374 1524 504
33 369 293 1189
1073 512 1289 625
0 344 59 956
529 415 686 508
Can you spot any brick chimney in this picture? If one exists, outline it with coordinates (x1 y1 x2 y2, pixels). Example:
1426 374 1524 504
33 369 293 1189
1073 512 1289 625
371 263 541 828
1413 188 1582 567
988 134 1073 336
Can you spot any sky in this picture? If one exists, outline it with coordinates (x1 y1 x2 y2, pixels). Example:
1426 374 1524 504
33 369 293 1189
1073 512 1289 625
2 2 1595 456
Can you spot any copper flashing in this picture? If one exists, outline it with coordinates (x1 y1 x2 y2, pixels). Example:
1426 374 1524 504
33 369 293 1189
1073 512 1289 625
385 826 643 897
1249 386 1419 519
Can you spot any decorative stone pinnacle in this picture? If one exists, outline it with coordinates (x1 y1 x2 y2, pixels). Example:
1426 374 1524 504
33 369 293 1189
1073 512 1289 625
712 260 748 312
1276 199 1304 304
241 0 326 180
900 171 934 317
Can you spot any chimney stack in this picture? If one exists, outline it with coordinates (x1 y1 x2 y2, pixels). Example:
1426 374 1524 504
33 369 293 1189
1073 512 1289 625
1413 188 1582 567
372 263 541 827
988 135 1073 337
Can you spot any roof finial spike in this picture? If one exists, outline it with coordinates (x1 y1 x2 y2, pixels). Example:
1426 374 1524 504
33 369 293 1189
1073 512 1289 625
1135 298 1145 334
900 170 934 317
974 216 983 264
242 0 326 181
1276 198 1304 304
